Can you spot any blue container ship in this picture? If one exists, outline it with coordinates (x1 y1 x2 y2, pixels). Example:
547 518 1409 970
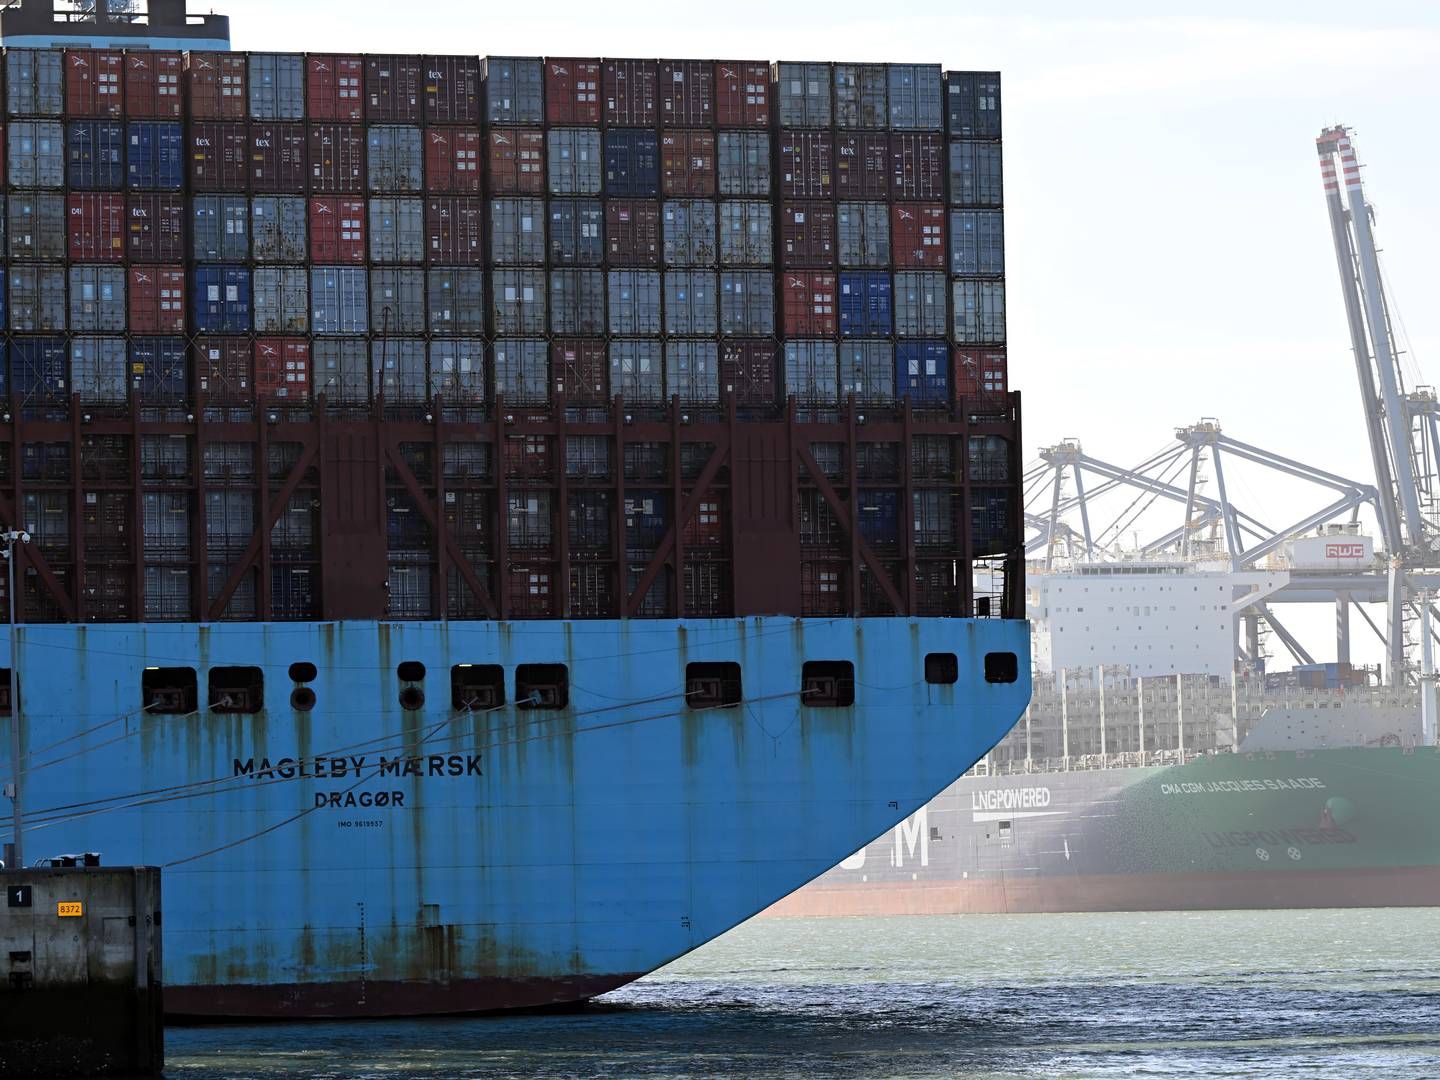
0 2 1025 1017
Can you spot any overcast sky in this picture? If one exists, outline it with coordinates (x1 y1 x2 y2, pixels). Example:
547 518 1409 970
230 2 1440 662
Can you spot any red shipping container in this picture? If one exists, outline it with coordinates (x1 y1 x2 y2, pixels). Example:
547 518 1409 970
953 347 1007 398
714 61 770 128
307 123 365 193
780 202 836 268
782 272 838 337
255 338 312 403
551 339 608 406
487 128 544 194
425 196 485 264
660 130 716 197
306 55 363 121
720 341 778 408
365 54 422 123
779 130 833 198
889 133 945 200
659 60 714 127
834 133 890 199
195 337 253 405
603 59 658 126
65 50 124 118
683 497 724 548
424 127 482 193
249 122 308 192
127 266 185 333
605 199 661 265
189 121 249 191
308 197 366 263
123 51 183 119
545 59 601 125
890 203 946 269
125 194 185 262
423 56 481 123
187 52 247 120
67 193 125 261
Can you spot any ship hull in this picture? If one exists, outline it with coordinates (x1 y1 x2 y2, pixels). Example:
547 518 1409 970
3 616 1030 1018
775 747 1440 916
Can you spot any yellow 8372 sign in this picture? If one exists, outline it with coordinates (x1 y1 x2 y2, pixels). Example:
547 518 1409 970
57 901 83 917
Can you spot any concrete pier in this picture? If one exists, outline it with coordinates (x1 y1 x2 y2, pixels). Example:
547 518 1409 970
0 865 163 1078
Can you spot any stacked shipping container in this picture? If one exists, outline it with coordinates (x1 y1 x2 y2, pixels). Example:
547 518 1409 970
0 47 1017 625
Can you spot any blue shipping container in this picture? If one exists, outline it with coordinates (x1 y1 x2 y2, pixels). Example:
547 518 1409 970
129 337 188 401
858 489 900 547
192 267 252 332
67 121 124 189
11 336 69 416
838 272 893 337
895 341 950 404
604 129 659 197
128 122 185 191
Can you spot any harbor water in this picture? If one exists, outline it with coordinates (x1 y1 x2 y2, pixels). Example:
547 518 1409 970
167 907 1440 1078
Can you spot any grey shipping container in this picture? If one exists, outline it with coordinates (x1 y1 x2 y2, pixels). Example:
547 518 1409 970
548 269 605 335
719 271 774 336
0 195 7 252
949 140 1003 207
887 64 943 130
609 339 664 406
663 270 718 335
251 196 309 262
484 57 545 124
665 340 719 407
429 337 486 405
373 338 428 403
490 198 546 265
492 268 547 334
662 200 717 266
193 195 249 261
894 271 948 337
718 200 773 267
716 131 771 197
427 267 485 332
783 340 839 405
494 337 550 405
950 210 1004 275
547 128 603 195
607 269 661 335
313 337 371 404
369 197 425 263
11 266 67 331
837 201 890 267
774 62 832 127
367 126 424 192
69 265 126 331
249 53 306 120
7 50 64 117
8 122 65 187
9 193 65 259
548 198 603 265
253 266 310 332
953 279 1006 343
839 341 895 402
310 266 369 333
834 64 887 130
71 336 128 405
370 267 427 333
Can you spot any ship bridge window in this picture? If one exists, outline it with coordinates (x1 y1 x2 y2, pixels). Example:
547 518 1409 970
984 652 1019 684
685 662 743 709
209 666 264 714
924 653 958 685
452 664 505 710
142 667 195 715
516 663 568 710
802 661 855 708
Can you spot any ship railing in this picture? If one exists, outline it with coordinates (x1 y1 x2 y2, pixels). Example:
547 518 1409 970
975 748 1219 776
